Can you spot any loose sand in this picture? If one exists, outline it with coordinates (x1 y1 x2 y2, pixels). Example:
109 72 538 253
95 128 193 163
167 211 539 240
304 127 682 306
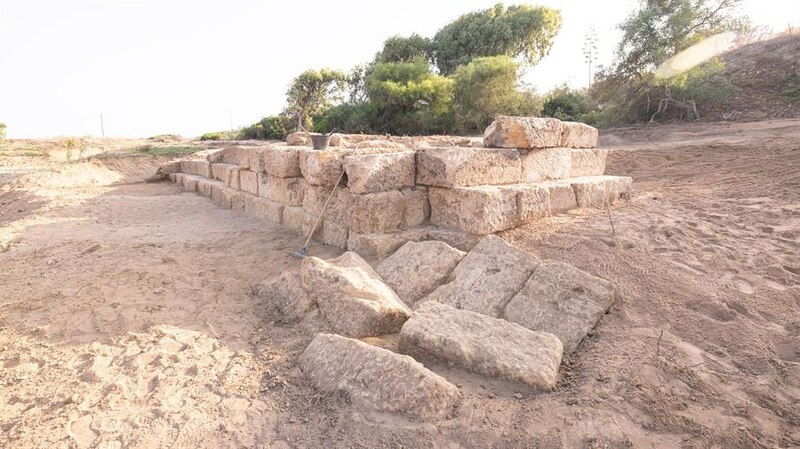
1 121 798 448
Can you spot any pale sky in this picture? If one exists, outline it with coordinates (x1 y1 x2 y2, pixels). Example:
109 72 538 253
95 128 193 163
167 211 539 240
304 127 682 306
0 0 795 138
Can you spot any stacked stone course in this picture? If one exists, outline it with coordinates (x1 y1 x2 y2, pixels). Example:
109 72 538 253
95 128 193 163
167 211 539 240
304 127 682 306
166 116 631 258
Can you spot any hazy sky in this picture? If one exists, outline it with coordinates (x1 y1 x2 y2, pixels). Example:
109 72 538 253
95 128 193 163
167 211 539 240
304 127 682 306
0 0 795 138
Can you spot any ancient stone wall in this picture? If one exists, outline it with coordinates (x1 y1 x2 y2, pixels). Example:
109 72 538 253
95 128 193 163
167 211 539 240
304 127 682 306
163 117 632 259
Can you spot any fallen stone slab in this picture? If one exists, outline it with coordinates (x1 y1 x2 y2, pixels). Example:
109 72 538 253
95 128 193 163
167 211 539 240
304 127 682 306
569 176 632 208
244 195 283 224
376 241 466 307
399 301 563 390
239 170 259 196
569 149 608 178
346 226 481 260
423 235 540 318
299 333 461 419
258 174 306 206
346 190 405 234
504 260 616 353
519 148 572 182
560 121 598 149
343 152 415 194
299 149 353 187
483 116 563 149
256 271 315 323
301 252 412 338
415 147 521 187
264 147 302 178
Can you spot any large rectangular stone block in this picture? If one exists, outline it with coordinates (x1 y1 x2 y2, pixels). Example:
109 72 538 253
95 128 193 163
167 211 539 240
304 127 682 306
303 184 349 224
400 188 430 228
211 163 240 187
519 148 572 182
217 146 252 169
238 170 259 196
570 149 608 178
416 147 521 187
299 148 353 186
347 228 429 260
181 174 200 192
511 184 551 223
258 173 306 206
400 301 563 390
248 147 269 173
264 147 302 178
560 121 598 148
428 186 518 235
283 206 321 238
483 116 563 149
320 220 349 248
346 190 405 234
539 180 578 214
343 151 415 194
210 184 232 209
504 261 615 353
570 176 632 208
180 160 212 178
244 195 283 224
195 178 219 197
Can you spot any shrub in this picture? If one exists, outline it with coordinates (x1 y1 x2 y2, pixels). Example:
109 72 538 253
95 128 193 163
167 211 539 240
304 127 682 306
238 115 291 140
541 85 594 122
199 131 233 141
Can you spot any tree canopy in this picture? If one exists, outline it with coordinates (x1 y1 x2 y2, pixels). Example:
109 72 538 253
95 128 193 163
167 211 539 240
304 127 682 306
432 3 562 75
375 34 433 64
286 68 348 131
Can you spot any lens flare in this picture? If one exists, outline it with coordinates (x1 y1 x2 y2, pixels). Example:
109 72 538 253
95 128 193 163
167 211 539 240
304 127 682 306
654 32 738 79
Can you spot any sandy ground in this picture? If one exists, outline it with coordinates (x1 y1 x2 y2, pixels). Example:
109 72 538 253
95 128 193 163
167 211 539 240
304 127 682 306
1 121 798 448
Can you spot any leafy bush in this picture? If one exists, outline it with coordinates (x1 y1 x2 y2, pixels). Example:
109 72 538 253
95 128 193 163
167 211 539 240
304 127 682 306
238 115 292 140
541 85 594 122
148 134 182 143
199 131 233 141
313 103 378 134
375 34 433 64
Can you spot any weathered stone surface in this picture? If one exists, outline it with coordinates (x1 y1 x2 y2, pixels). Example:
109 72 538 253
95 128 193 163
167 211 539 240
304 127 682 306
168 173 179 183
400 301 563 389
211 163 240 188
230 190 246 211
416 147 521 187
303 185 349 224
158 161 181 175
239 170 259 196
256 271 315 323
376 241 466 306
504 260 615 353
512 184 551 223
560 121 598 149
347 228 429 260
400 188 430 228
195 178 218 197
539 181 578 214
483 116 563 149
346 190 405 234
248 147 269 173
264 148 302 178
180 160 212 178
570 176 632 208
258 173 306 206
299 149 353 186
423 235 540 318
301 252 412 337
299 333 460 419
519 148 572 182
570 148 608 178
286 132 309 146
343 152 415 194
181 174 199 192
320 220 349 248
428 186 518 235
217 147 252 169
244 196 283 224
424 227 482 252
350 139 409 151
211 184 232 208
283 206 320 238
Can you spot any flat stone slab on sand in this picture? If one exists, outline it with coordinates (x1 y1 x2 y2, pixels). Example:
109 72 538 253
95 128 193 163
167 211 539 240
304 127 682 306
483 116 563 149
256 271 315 323
299 333 461 419
400 301 563 390
301 252 411 338
504 260 616 353
376 241 466 307
423 235 540 318
416 147 521 187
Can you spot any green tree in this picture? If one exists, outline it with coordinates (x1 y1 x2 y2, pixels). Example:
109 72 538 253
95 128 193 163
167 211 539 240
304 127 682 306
366 59 454 134
541 84 593 122
432 3 562 75
452 55 537 132
238 115 292 140
286 68 348 131
375 34 433 64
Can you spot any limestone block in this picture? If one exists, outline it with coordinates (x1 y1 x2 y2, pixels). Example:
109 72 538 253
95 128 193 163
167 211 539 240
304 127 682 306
343 152 415 194
400 187 430 229
570 176 632 208
264 148 302 178
303 185 349 224
416 147 521 187
560 121 598 149
483 116 563 149
346 190 405 234
320 220 349 249
428 186 518 235
258 173 306 206
255 271 315 323
511 184 551 223
519 148 572 182
539 181 578 214
159 161 181 175
244 196 283 224
423 235 540 318
376 241 466 306
301 252 412 337
239 170 259 196
299 149 353 186
195 178 217 197
400 301 563 390
286 132 309 146
180 160 212 178
424 227 483 252
248 147 269 173
211 163 240 188
504 261 615 353
168 173 178 183
299 333 460 419
211 184 232 209
229 189 246 212
347 228 429 260
570 148 608 178
283 206 319 238
181 175 199 192
217 147 252 169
